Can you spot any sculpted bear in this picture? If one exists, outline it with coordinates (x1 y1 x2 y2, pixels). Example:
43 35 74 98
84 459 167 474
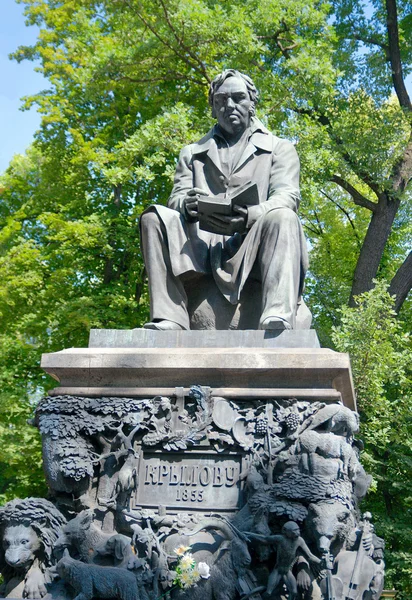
306 500 355 554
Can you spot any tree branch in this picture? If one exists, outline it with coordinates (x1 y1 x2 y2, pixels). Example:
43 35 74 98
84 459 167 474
313 210 324 235
127 1 209 83
303 223 323 236
349 194 400 303
385 0 412 113
331 175 378 212
116 73 205 86
331 143 382 196
383 1 412 194
348 33 390 59
294 107 381 196
256 22 298 59
388 251 412 312
321 189 361 245
156 0 211 83
391 130 412 193
276 38 298 58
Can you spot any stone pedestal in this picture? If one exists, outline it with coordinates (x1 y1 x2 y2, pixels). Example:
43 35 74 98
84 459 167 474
42 329 355 410
0 330 384 600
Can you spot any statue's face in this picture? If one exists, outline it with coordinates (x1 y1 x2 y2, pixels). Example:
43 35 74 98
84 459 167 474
283 522 300 539
213 77 252 136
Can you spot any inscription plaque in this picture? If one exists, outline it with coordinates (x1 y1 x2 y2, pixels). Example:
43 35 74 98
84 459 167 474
134 451 243 512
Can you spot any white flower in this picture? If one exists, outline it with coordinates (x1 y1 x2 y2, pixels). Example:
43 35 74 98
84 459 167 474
180 553 195 570
178 568 200 588
179 571 193 587
197 562 210 579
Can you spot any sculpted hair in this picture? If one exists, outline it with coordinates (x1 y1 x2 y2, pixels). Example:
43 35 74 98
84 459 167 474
209 69 259 117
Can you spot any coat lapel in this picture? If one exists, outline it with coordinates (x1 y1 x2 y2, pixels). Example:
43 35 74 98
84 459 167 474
191 132 224 175
233 130 273 173
191 120 274 176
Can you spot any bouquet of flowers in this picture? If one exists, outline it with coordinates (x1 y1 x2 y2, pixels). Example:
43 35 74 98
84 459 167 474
173 545 210 589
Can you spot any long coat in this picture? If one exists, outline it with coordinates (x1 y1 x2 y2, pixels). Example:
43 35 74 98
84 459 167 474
149 118 308 304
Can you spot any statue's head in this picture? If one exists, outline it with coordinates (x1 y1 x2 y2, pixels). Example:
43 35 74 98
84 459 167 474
209 70 259 135
282 521 300 539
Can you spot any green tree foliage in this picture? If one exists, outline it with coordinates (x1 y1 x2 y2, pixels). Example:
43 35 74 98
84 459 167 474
0 0 411 591
333 282 412 593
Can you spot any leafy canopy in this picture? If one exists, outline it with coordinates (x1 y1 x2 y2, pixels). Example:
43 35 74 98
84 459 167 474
1 0 412 592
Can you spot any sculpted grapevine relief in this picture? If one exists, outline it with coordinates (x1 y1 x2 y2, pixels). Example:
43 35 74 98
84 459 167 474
0 387 384 600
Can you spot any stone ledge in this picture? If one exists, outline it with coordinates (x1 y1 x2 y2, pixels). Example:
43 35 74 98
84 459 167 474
41 347 356 410
88 328 320 349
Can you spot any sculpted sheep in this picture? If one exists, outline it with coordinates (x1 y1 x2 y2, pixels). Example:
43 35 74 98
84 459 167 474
298 430 358 477
0 498 66 599
56 549 140 600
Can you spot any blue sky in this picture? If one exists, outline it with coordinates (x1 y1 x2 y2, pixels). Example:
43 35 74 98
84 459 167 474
0 0 47 173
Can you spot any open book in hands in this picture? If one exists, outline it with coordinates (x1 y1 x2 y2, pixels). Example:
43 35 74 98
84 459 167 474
198 181 259 234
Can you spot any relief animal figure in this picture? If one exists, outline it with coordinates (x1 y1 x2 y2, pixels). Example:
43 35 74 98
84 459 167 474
328 514 384 600
56 549 140 600
305 405 359 438
54 510 133 566
116 449 138 495
174 518 253 600
0 498 66 599
297 430 359 477
305 501 355 555
367 536 385 600
161 528 222 565
131 523 173 598
95 534 141 570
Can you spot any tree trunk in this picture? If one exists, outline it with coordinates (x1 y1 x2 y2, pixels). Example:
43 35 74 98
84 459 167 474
103 185 122 285
349 195 400 305
389 251 412 311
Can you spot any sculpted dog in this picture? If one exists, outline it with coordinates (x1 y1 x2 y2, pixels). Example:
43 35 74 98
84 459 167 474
56 549 140 600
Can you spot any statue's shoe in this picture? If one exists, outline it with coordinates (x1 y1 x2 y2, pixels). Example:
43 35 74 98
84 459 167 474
143 320 185 330
259 317 292 331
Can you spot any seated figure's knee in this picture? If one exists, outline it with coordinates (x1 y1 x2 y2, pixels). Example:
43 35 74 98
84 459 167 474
140 210 162 233
263 207 297 225
260 208 298 234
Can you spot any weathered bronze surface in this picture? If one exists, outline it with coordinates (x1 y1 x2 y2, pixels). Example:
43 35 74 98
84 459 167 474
0 71 385 600
140 70 309 331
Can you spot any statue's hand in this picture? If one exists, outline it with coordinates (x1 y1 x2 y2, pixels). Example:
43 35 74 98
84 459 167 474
182 188 209 221
296 568 311 592
205 205 247 235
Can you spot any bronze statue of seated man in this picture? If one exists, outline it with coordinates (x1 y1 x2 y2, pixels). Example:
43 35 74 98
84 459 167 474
140 69 309 331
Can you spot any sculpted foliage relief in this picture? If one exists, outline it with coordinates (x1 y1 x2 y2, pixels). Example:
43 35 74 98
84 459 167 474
0 387 382 600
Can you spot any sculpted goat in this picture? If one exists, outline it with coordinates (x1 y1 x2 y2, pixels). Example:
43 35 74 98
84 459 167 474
173 518 253 600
